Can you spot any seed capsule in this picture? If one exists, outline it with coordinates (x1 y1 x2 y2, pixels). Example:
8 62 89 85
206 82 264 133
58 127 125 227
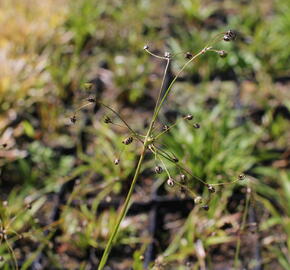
122 137 133 145
223 30 237 42
185 52 193 59
180 174 186 182
185 114 193 120
218 50 227 58
207 185 215 193
143 44 149 50
104 116 112 124
155 166 163 174
114 159 120 165
239 173 245 180
172 157 179 163
70 115 77 124
194 196 203 204
87 98 96 103
167 178 174 187
164 52 171 58
163 125 169 132
193 123 200 129
223 35 230 42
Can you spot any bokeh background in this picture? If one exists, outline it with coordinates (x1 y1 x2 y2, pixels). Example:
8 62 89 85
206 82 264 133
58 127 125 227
0 0 289 269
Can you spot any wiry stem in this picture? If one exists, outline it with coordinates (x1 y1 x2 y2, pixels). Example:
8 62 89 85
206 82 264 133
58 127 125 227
97 43 215 269
234 184 251 268
97 146 147 269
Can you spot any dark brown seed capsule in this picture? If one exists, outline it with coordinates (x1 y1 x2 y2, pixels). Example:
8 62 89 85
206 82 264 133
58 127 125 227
172 157 179 163
239 174 245 180
164 52 171 58
104 116 112 124
163 125 169 132
218 50 227 58
70 115 77 124
207 185 215 193
155 166 163 174
185 114 193 120
180 174 186 182
167 178 174 187
202 205 209 211
185 52 193 59
143 44 149 50
87 98 96 103
223 30 237 42
193 123 200 129
2 143 7 148
122 137 133 145
223 35 231 42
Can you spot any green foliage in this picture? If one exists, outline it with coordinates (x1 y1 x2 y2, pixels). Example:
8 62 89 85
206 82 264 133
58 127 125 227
0 0 290 269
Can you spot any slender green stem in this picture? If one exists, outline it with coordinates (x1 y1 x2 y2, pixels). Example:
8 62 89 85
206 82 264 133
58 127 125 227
98 45 209 269
145 47 207 145
97 147 147 270
144 49 168 60
153 49 206 120
153 58 170 118
234 185 251 268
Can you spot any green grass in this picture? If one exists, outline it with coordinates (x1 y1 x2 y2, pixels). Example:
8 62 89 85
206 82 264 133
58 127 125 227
0 0 290 269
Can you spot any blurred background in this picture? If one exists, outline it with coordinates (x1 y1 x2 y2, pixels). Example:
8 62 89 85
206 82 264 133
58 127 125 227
0 0 289 269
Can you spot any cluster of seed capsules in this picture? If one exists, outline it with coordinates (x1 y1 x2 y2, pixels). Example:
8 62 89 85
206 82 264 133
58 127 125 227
102 111 246 212
71 100 246 212
70 30 244 211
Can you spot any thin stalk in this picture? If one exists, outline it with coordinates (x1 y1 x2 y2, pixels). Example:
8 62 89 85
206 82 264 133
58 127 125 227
234 185 251 268
156 153 197 197
153 144 207 184
153 48 206 120
154 116 185 140
98 45 208 269
153 58 170 118
145 48 207 144
97 147 147 270
99 102 143 143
